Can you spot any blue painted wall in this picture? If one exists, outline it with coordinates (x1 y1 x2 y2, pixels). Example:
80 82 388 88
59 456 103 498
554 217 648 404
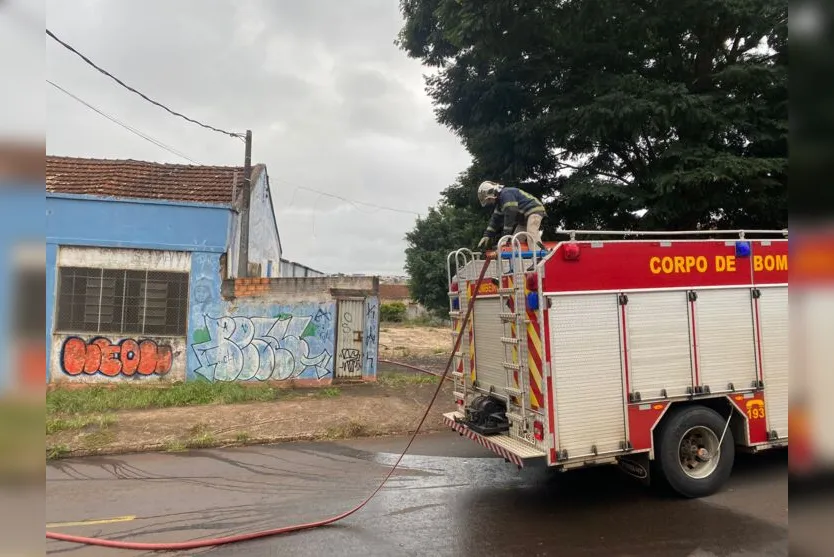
46 193 235 381
187 253 336 382
363 296 379 379
47 193 231 252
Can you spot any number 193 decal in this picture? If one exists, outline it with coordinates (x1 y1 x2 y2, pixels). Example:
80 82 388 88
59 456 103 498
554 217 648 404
746 399 766 420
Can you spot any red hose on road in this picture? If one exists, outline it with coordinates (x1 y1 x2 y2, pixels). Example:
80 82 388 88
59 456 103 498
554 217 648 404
379 359 453 381
46 257 492 552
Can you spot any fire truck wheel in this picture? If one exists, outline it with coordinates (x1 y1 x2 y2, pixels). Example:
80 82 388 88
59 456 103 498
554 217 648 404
656 405 735 498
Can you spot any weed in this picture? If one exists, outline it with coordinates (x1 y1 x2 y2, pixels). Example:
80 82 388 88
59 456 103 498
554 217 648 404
186 433 217 449
46 445 70 460
318 387 341 398
164 440 187 453
324 420 367 439
235 432 251 443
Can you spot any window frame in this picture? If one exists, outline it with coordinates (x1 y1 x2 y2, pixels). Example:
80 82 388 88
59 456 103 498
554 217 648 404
54 265 190 337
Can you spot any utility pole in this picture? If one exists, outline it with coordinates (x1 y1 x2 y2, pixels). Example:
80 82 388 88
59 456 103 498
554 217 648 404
237 129 253 278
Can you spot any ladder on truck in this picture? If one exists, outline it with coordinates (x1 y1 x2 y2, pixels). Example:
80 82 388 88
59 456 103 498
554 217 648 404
495 232 547 432
446 249 478 407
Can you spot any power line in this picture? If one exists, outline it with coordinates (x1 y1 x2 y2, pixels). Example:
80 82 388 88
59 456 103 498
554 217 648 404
46 28 244 139
293 186 422 216
47 79 202 165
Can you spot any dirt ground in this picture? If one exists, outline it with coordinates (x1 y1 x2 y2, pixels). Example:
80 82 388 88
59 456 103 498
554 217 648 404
378 325 451 359
46 325 458 459
48 366 455 459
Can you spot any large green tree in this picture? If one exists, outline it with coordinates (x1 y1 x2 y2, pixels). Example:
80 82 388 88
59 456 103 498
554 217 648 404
399 0 787 313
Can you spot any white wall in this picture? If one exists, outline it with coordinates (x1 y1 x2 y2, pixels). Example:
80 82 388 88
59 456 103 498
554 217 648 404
227 165 283 278
248 166 282 277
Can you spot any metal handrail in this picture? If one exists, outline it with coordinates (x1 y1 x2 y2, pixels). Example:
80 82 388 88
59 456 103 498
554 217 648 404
553 229 788 240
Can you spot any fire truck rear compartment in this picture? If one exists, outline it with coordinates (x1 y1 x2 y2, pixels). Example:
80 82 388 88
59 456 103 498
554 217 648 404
446 231 788 497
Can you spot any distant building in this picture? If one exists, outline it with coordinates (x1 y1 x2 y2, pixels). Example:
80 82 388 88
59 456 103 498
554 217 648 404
378 283 428 321
280 258 325 278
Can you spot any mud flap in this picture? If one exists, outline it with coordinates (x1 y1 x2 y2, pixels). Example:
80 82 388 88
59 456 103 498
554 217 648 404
617 454 652 486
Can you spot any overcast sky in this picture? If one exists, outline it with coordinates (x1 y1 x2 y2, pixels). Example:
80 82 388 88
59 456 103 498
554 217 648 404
38 0 470 275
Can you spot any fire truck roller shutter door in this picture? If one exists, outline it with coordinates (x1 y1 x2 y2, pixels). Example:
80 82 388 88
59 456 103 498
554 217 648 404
549 293 627 458
694 289 758 393
472 298 509 393
625 291 694 399
758 286 788 439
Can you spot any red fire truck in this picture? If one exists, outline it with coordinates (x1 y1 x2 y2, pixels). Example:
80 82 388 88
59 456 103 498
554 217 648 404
445 229 788 498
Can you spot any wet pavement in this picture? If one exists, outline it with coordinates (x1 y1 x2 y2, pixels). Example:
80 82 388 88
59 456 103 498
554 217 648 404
46 431 787 556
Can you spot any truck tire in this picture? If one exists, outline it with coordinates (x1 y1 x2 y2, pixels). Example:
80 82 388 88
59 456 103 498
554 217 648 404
655 405 735 498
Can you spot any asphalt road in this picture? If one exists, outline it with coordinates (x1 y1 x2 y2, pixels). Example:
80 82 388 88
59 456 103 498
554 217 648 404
46 431 788 557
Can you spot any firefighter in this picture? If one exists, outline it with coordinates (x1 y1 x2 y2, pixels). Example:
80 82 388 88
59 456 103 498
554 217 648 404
476 181 546 250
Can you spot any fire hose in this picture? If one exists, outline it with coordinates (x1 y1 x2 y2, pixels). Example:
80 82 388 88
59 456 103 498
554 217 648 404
46 256 493 551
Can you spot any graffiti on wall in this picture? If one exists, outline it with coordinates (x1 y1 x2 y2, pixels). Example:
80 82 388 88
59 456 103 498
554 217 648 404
191 313 333 382
61 337 173 376
363 297 379 376
340 349 362 374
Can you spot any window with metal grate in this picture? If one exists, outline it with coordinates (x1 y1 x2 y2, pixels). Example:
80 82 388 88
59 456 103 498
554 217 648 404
55 267 189 336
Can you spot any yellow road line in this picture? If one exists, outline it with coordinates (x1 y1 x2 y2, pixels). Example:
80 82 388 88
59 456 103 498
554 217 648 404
46 515 136 529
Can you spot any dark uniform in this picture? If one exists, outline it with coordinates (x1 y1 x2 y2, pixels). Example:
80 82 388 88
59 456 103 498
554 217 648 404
482 187 546 245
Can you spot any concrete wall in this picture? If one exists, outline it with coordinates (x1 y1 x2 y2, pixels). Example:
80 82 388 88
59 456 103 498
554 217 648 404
51 334 187 384
187 258 379 385
46 193 231 383
225 276 379 303
227 166 282 278
48 245 193 384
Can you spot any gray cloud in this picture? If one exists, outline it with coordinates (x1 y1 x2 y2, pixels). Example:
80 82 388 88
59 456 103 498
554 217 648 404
42 0 471 275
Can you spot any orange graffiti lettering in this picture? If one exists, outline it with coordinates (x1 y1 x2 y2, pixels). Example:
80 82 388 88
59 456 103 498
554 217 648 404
62 337 172 377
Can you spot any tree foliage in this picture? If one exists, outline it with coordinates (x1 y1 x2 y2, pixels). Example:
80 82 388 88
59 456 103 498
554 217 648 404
399 0 787 313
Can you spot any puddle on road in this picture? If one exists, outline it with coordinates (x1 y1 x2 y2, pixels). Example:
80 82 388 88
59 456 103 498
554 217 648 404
303 441 788 557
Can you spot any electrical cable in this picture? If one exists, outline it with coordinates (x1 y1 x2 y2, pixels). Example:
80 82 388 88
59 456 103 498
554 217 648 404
46 256 493 552
46 79 202 165
294 186 421 216
46 28 244 138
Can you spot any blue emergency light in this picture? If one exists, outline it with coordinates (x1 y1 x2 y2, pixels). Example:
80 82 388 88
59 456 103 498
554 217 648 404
526 292 540 311
735 241 751 258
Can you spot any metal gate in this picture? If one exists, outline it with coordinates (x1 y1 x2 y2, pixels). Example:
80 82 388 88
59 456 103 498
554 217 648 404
335 299 365 379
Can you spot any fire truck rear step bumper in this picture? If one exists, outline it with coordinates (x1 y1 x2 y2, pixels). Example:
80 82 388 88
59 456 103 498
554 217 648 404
443 411 546 467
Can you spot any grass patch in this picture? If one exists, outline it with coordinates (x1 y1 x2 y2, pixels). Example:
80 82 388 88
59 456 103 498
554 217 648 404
46 445 70 460
318 387 341 398
46 414 116 435
47 382 283 415
377 372 440 387
235 432 251 443
324 420 367 439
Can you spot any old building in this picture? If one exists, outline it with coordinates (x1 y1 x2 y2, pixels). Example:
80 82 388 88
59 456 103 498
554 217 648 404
45 156 379 386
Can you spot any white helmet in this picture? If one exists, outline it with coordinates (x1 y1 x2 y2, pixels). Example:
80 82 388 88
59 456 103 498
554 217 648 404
477 180 503 207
